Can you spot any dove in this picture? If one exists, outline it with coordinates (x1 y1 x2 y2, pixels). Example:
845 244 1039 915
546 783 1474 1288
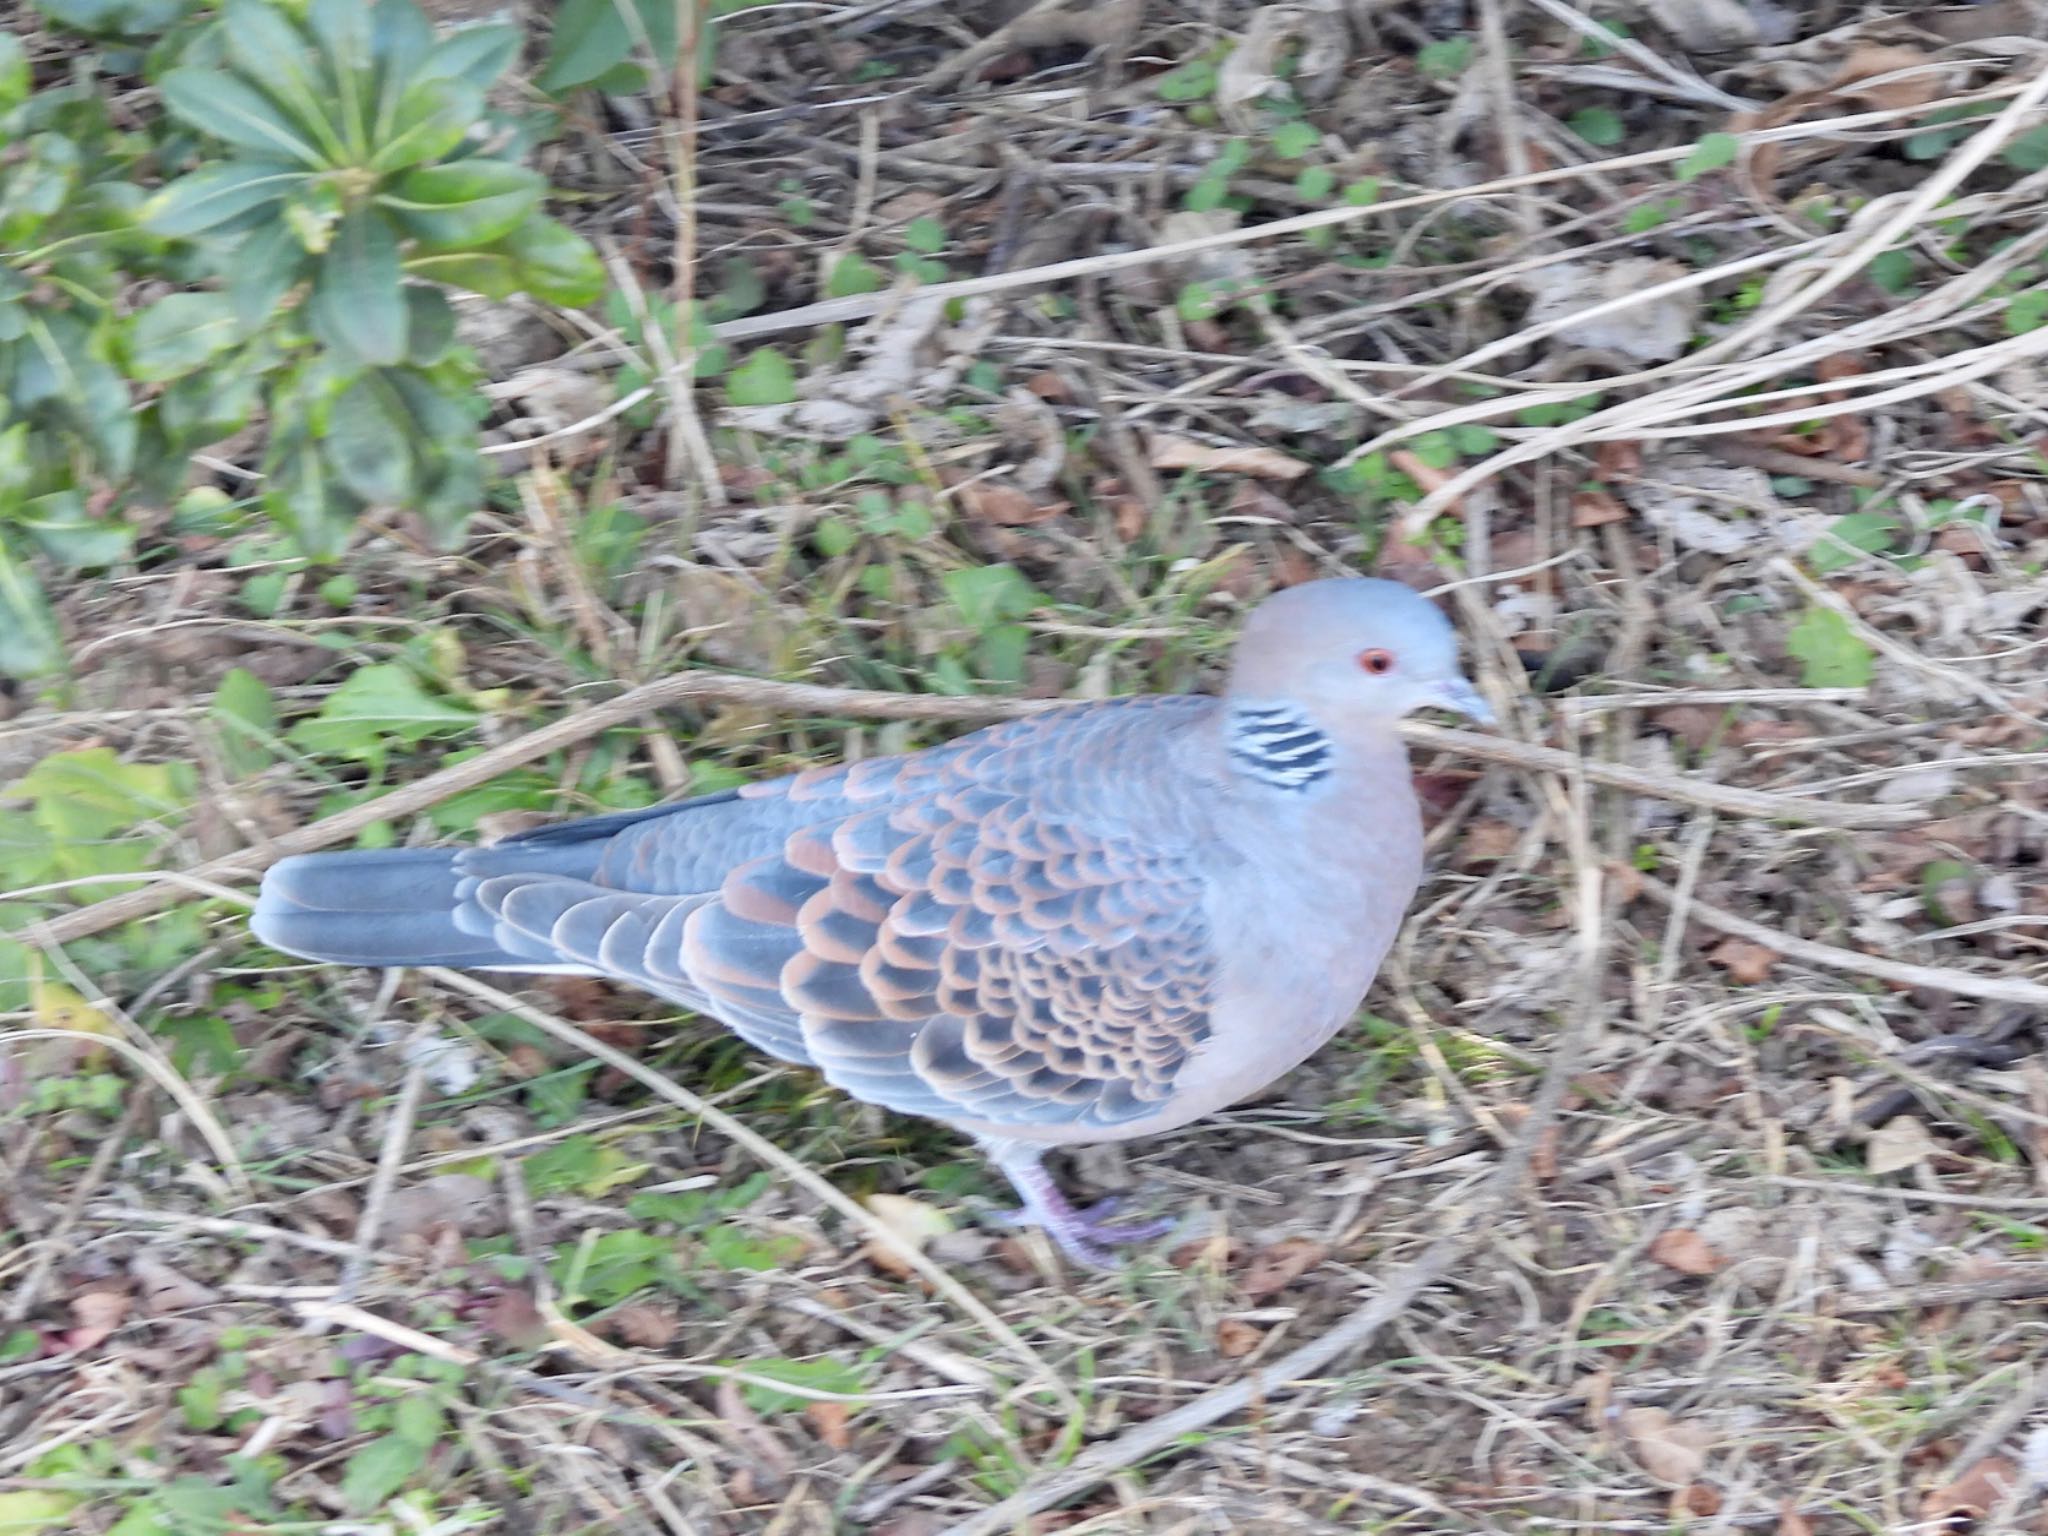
253 577 1491 1265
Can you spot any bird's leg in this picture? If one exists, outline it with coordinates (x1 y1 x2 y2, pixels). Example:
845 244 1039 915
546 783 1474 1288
983 1143 1176 1268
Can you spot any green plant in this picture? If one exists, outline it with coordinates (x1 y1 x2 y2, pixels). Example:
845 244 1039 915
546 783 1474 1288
0 0 605 681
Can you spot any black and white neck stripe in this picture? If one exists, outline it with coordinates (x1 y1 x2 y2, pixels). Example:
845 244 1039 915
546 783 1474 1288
1226 702 1333 791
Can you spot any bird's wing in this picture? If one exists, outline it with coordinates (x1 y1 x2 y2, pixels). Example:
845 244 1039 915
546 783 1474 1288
471 697 1223 1131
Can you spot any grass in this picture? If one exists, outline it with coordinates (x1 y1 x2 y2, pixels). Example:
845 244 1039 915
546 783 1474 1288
4 1 2048 1532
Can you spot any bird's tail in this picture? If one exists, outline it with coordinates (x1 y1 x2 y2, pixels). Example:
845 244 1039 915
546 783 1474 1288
252 846 584 971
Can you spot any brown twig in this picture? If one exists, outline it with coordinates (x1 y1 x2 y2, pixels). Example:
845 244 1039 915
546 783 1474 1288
1638 874 2048 1008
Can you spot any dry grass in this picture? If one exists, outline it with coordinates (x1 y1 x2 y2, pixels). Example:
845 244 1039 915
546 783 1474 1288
6 1 2048 1533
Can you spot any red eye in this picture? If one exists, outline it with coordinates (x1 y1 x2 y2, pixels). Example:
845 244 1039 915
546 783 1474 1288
1359 649 1396 675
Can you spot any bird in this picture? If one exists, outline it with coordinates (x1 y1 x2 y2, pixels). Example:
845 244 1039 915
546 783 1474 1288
252 577 1493 1266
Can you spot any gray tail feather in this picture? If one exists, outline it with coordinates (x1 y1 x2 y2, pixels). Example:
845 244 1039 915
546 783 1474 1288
252 847 551 970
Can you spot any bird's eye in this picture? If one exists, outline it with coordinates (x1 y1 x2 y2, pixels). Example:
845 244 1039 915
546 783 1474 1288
1358 648 1396 676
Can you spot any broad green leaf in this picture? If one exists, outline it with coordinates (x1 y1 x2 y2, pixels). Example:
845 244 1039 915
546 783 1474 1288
19 490 133 569
226 222 308 335
340 1436 426 1514
126 292 238 381
157 68 329 167
1677 131 1739 182
724 345 796 406
0 537 62 679
406 215 603 306
220 0 347 163
369 0 438 142
307 0 376 156
323 374 416 506
943 564 1041 631
382 161 543 250
0 133 80 246
310 209 407 367
263 441 361 560
420 21 520 89
1569 106 1625 146
2003 124 2048 173
144 160 306 238
1808 511 1903 574
369 74 484 172
405 285 456 364
0 423 31 505
0 34 28 115
1786 606 1874 688
212 667 279 777
539 0 677 92
731 1357 866 1415
0 1491 83 1534
824 252 884 298
6 748 192 881
285 662 480 761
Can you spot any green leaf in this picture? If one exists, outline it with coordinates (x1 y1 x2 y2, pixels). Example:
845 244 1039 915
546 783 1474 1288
311 210 407 367
408 216 604 306
306 0 376 155
285 662 480 762
212 667 279 778
225 221 308 335
1416 37 1472 80
323 374 417 506
6 748 191 869
340 1436 426 1514
942 564 1040 631
825 253 885 298
732 1357 866 1415
1568 106 1625 146
144 160 307 238
420 22 522 90
0 537 62 679
392 1393 446 1447
157 68 329 167
126 292 238 382
539 0 678 92
1270 120 1318 159
1676 131 1739 182
383 160 544 249
902 214 946 254
405 285 457 364
1294 164 1334 201
1786 606 1873 688
0 1491 84 1534
369 75 485 173
2007 289 2048 336
1868 248 1914 295
220 0 347 163
0 34 30 115
20 491 133 569
1153 56 1216 102
2003 124 2048 173
0 134 79 246
1808 511 1903 574
725 346 797 406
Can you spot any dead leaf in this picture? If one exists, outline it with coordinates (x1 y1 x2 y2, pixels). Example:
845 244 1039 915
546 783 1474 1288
130 1254 219 1316
1217 0 1347 123
1239 1238 1329 1301
805 1399 853 1451
1683 1482 1722 1516
1518 258 1702 364
605 1303 680 1350
1708 938 1779 985
1867 1114 1939 1176
1655 0 1794 50
957 479 1066 526
66 1287 130 1350
1649 1228 1728 1277
862 1192 954 1279
1460 819 1522 864
1572 488 1629 528
1652 705 1724 753
476 1289 548 1350
1620 1406 1714 1486
1776 1500 1815 1536
1216 1319 1265 1358
1921 1456 2019 1522
1148 433 1309 481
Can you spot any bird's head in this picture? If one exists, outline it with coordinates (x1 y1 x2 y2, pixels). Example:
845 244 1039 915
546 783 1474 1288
1226 577 1494 727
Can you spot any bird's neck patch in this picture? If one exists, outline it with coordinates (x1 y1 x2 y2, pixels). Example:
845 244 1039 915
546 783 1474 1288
1226 702 1333 791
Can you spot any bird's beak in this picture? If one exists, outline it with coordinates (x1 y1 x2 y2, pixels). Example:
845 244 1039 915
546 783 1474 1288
1430 675 1495 726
